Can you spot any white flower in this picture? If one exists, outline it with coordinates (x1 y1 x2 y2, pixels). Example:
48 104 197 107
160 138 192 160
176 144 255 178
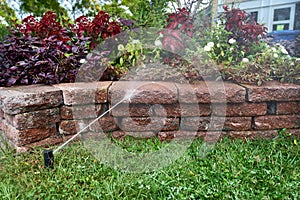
79 59 86 64
273 53 279 58
280 46 289 55
228 38 236 44
230 47 234 51
204 42 214 52
217 43 220 48
271 47 277 52
132 39 140 44
118 44 125 51
242 58 249 63
119 5 133 16
0 16 8 26
154 40 162 47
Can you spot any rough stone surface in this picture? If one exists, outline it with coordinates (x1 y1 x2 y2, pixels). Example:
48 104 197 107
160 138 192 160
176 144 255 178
60 104 107 119
111 104 152 117
277 102 300 115
1 120 56 146
59 120 89 135
254 115 300 130
177 81 246 103
112 130 156 139
112 103 211 117
181 117 252 131
120 117 179 132
285 129 300 136
5 108 60 130
158 131 197 141
228 130 278 139
109 81 178 104
244 81 300 102
153 103 211 117
157 131 226 142
0 85 62 115
213 102 267 116
89 116 118 132
55 81 112 105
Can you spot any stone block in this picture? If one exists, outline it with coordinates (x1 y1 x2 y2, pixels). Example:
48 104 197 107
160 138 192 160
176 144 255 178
181 116 252 131
55 81 112 105
244 81 300 102
0 85 62 114
59 120 89 135
111 104 153 117
254 115 300 130
228 130 278 140
213 102 267 116
5 108 60 130
285 129 300 136
1 120 56 146
89 116 119 132
112 130 156 139
108 81 178 104
158 131 197 141
177 81 246 103
120 117 179 132
277 102 300 115
157 131 226 142
60 104 107 119
153 103 211 117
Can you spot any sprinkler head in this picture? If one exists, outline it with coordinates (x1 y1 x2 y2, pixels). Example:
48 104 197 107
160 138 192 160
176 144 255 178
43 149 54 168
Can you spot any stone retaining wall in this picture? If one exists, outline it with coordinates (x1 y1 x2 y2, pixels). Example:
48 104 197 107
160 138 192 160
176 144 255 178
0 81 299 152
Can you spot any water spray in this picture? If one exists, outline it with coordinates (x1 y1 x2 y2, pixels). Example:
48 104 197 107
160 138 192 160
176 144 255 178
43 89 135 168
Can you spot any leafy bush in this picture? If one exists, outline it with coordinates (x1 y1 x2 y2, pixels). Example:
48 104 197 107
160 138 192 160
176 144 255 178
221 6 267 53
72 11 122 50
0 11 122 86
161 8 193 54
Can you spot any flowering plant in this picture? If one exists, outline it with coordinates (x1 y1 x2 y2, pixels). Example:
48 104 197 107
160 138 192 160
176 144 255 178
203 24 245 66
200 5 299 85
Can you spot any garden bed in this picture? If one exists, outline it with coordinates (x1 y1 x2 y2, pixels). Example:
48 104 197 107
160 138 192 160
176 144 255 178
0 80 299 152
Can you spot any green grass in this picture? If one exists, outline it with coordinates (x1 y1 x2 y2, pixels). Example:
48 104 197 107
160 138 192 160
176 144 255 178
0 132 299 200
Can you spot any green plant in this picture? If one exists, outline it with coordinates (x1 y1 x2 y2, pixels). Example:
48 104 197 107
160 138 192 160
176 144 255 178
203 24 245 66
199 6 300 85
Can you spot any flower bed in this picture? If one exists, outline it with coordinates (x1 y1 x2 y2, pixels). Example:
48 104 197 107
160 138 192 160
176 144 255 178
0 81 299 152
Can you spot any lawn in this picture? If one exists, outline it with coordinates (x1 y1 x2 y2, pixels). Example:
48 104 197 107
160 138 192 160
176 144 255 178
0 131 299 199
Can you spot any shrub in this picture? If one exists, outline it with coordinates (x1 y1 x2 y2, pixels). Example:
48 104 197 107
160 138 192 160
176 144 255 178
221 6 267 53
161 8 194 54
72 11 122 50
0 11 111 86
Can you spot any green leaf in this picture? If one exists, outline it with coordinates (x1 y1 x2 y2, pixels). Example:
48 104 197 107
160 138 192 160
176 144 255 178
119 57 124 66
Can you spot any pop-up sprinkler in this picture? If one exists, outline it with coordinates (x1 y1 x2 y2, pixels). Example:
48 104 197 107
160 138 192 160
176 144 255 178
43 90 135 168
43 150 54 168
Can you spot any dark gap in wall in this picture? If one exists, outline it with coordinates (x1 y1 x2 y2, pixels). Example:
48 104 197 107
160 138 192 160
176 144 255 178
251 117 255 130
99 103 110 117
267 101 277 115
55 122 60 135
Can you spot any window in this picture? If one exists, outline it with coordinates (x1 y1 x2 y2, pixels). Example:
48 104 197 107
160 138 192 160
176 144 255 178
271 5 295 31
273 24 289 31
273 8 291 21
250 11 258 22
